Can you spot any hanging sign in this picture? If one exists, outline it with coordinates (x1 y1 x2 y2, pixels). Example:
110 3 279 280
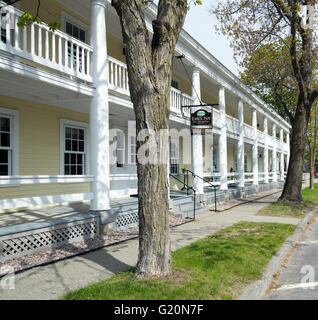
190 109 212 128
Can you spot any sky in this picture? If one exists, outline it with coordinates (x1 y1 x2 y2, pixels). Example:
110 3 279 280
183 0 240 77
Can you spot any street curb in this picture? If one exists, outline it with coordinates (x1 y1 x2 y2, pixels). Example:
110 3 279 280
237 206 318 300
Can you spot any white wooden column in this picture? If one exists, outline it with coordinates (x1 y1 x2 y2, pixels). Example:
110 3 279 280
252 109 258 185
219 87 228 190
286 131 290 171
264 117 269 184
272 124 277 182
90 0 110 212
191 67 204 195
280 128 284 181
237 100 245 188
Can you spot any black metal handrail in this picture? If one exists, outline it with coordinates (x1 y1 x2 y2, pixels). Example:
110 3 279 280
182 168 218 212
169 173 196 220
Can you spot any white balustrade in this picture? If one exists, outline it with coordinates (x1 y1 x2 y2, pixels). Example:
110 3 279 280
258 172 265 182
181 94 193 117
170 87 194 116
227 172 238 183
170 87 182 115
268 135 274 147
244 123 254 139
257 130 265 143
213 108 221 128
0 3 93 82
226 115 240 134
108 56 129 95
276 138 280 146
244 172 254 183
268 172 274 181
283 142 289 153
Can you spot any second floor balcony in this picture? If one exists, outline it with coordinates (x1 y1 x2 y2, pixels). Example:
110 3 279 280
0 2 289 154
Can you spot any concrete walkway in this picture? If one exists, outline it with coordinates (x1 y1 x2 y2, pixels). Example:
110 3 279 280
0 191 302 300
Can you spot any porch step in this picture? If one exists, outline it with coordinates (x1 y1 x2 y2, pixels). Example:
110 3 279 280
172 195 208 219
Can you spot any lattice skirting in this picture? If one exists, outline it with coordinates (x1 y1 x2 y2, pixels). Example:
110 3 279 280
258 184 270 193
0 217 100 263
244 186 257 197
114 210 139 231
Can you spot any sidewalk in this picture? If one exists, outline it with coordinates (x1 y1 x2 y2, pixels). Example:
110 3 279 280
0 189 303 300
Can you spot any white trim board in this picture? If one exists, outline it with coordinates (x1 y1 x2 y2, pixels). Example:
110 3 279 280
0 175 94 187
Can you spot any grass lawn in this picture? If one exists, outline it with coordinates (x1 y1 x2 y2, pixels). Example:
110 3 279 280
257 184 318 218
62 221 295 300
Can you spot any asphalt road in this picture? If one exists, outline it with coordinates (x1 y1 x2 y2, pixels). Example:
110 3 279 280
266 214 318 300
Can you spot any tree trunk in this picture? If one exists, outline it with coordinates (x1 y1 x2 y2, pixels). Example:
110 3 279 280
135 92 171 277
112 0 188 278
279 105 308 203
309 144 314 189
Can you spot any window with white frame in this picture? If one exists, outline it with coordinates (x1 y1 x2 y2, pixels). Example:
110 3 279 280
61 120 88 175
0 108 18 176
129 135 137 164
1 1 18 45
116 130 125 168
171 77 180 90
0 115 11 175
62 12 89 71
170 138 179 174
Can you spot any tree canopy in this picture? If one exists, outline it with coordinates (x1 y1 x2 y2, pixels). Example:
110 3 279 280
212 0 318 203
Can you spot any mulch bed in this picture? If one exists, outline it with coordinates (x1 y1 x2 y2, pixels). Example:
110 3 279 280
0 214 187 276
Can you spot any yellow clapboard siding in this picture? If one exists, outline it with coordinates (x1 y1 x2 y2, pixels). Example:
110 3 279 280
0 95 91 199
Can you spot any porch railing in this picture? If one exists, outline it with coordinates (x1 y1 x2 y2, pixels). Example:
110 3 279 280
244 123 254 140
170 87 194 117
0 3 93 82
227 172 239 183
258 172 265 182
226 115 240 134
257 130 265 143
204 172 221 185
108 56 129 95
244 172 254 183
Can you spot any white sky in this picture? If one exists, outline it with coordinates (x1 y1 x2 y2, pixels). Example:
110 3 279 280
183 0 240 76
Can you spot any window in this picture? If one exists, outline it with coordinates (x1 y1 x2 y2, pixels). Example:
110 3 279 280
61 120 88 175
129 135 137 164
244 154 248 172
0 108 18 176
116 130 125 168
65 21 86 43
62 12 89 72
0 116 11 175
171 77 179 90
1 6 16 45
213 146 218 172
170 139 179 174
